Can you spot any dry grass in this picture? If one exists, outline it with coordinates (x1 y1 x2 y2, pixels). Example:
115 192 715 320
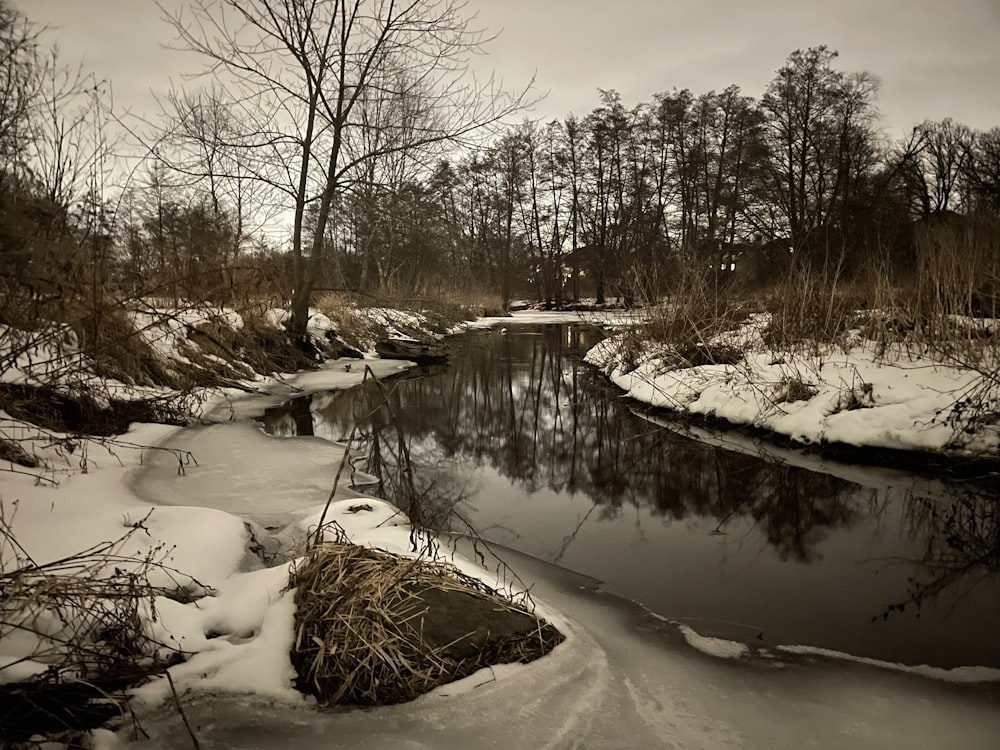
63 297 179 389
0 506 205 740
627 264 751 369
0 509 200 680
374 280 507 320
757 268 865 354
411 286 507 322
313 292 380 353
638 221 1000 371
287 541 563 706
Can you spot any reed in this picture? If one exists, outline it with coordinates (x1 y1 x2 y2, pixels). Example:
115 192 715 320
287 541 563 706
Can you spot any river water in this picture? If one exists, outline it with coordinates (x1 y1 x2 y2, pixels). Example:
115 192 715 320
258 323 1000 671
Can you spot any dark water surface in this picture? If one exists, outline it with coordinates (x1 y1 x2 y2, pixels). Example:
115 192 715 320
259 324 1000 669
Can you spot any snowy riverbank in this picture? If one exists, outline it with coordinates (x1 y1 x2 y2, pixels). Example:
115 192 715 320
585 316 1000 464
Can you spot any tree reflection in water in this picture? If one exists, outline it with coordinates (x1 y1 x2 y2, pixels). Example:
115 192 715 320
879 488 1000 621
259 324 1000 668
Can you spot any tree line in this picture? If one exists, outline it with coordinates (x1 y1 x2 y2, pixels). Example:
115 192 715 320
2 0 999 346
403 47 1000 306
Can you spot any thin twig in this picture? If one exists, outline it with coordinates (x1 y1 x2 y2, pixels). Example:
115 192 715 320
165 671 200 750
311 367 373 548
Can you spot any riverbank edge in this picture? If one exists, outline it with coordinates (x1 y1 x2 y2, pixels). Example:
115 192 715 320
583 329 1000 480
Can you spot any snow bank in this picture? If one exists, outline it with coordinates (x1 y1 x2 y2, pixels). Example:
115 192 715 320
776 644 1000 683
129 304 245 366
463 308 643 331
586 329 1000 459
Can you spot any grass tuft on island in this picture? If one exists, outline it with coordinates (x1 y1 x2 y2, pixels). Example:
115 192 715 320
288 541 564 706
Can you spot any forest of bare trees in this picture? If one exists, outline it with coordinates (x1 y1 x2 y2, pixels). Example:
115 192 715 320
2 0 999 341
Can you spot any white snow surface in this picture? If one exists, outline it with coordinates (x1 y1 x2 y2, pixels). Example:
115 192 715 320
466 308 644 330
586 328 1000 458
677 624 750 660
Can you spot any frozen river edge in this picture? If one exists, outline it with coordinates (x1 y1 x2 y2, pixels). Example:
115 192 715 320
131 538 1000 750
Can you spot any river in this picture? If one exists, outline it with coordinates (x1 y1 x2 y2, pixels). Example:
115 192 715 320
257 322 1000 671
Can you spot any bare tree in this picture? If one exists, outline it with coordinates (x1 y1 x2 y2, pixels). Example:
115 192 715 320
157 85 285 289
0 0 42 182
158 0 532 342
759 46 881 270
905 118 976 217
969 127 1000 214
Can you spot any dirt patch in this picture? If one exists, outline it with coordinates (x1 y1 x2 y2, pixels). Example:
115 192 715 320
0 383 191 436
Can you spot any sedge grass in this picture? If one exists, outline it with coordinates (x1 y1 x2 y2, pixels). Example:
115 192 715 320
287 542 563 706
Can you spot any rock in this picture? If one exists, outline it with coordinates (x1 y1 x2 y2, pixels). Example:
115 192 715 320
375 337 448 364
400 584 553 661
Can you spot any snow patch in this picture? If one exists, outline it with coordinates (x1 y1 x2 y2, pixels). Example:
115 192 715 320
677 625 750 659
777 644 1000 683
586 328 1000 459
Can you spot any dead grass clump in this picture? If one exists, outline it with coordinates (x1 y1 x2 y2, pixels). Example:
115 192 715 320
838 382 874 411
415 291 505 328
288 543 564 706
66 299 178 388
775 377 817 404
0 383 191 436
376 284 506 323
671 341 744 368
312 293 378 353
0 437 39 467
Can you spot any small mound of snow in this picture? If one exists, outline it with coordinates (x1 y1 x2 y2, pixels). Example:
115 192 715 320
677 625 749 659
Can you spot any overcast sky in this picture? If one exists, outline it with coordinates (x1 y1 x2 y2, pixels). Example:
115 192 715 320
12 0 1000 137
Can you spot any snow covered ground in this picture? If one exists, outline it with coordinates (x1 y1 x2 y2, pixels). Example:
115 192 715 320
585 316 1000 460
130 541 1000 750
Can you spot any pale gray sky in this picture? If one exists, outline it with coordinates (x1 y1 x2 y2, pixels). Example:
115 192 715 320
12 0 1000 135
